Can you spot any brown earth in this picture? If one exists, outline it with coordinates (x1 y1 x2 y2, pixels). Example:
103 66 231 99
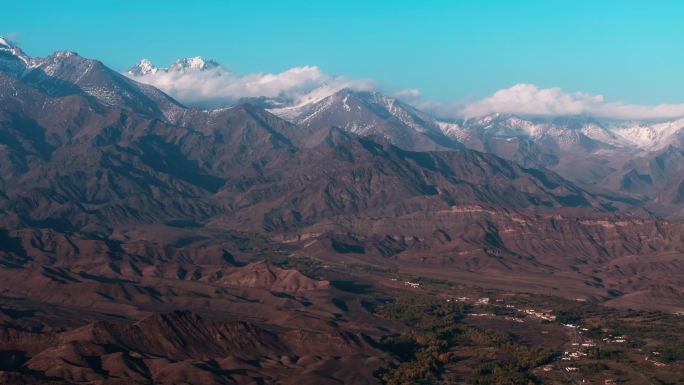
1 44 684 384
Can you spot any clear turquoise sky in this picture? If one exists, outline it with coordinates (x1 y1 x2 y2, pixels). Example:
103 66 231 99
2 0 683 104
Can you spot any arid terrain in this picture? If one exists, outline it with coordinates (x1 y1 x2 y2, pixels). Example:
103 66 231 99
0 38 683 384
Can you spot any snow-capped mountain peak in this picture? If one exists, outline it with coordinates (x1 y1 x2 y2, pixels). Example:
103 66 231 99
169 56 219 72
0 37 36 68
127 58 158 76
268 87 461 151
267 84 354 120
0 36 13 49
294 88 434 134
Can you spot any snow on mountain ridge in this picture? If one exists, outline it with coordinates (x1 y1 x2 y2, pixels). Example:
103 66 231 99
267 87 463 152
437 113 684 151
437 121 468 141
270 88 422 129
611 118 684 150
268 83 370 120
0 36 34 67
127 56 220 76
0 36 12 49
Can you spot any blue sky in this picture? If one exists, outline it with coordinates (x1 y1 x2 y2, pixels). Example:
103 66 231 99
2 0 683 106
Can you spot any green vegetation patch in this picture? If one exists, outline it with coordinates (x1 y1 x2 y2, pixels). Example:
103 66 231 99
373 294 553 385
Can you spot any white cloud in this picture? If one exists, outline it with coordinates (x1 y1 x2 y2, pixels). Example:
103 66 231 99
126 60 372 108
460 84 602 118
457 83 684 120
393 88 421 101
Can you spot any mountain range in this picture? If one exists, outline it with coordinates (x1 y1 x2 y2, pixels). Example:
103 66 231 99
126 54 684 218
2 39 684 384
2 38 683 305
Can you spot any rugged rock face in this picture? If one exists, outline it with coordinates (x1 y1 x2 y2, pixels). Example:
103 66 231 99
215 260 330 292
0 227 389 384
0 311 385 385
296 208 684 309
437 114 684 216
269 88 463 151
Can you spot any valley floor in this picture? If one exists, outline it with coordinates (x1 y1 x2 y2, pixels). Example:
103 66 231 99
1 237 683 385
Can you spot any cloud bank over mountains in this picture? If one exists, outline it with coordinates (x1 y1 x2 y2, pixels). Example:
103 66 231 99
459 84 684 120
126 59 684 120
126 58 373 108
